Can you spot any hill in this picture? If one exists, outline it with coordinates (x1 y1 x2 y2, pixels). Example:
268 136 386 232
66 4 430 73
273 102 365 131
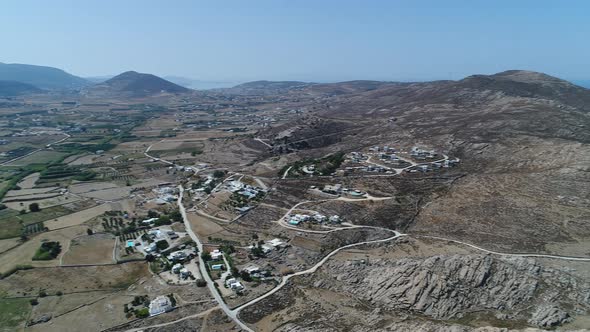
0 80 43 97
0 62 89 89
87 71 190 97
221 80 312 95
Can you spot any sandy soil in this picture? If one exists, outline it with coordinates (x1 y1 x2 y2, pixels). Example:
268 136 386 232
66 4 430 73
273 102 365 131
61 233 116 265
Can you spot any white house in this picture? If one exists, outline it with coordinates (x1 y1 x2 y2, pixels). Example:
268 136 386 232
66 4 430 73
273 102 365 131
149 295 173 316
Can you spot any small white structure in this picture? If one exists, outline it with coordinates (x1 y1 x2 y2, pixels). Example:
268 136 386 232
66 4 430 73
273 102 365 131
172 263 183 274
242 264 261 274
267 238 286 248
313 214 327 223
168 251 187 261
210 249 223 260
149 295 173 317
329 215 341 223
261 244 274 254
142 217 158 225
225 278 244 291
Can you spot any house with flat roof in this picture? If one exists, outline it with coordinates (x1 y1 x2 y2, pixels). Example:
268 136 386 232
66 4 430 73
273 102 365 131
149 295 173 317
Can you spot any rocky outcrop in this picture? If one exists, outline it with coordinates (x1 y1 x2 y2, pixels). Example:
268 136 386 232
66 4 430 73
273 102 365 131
307 254 590 327
528 305 570 328
323 255 540 319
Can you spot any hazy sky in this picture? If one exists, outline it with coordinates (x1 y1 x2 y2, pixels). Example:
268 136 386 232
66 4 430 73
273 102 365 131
1 0 589 82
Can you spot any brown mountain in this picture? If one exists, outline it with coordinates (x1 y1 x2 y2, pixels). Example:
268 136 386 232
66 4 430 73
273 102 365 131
85 71 190 97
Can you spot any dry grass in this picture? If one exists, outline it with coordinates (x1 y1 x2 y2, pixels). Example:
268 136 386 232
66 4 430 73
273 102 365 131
44 204 111 230
0 226 87 275
61 233 116 265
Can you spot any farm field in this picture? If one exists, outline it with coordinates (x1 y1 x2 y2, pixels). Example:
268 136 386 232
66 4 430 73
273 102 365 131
0 209 23 239
0 226 87 275
27 292 132 332
0 238 20 254
44 203 111 230
4 150 67 166
16 172 39 189
61 233 116 265
0 298 31 332
0 261 149 296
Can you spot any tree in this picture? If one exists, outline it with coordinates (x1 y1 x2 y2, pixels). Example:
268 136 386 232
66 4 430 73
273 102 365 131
201 251 211 261
147 210 159 218
213 170 225 178
86 228 93 235
155 240 169 251
29 203 40 212
19 209 26 215
196 279 207 287
240 271 253 282
145 254 156 262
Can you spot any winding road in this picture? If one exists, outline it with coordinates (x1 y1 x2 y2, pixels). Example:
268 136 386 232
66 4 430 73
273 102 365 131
160 144 590 331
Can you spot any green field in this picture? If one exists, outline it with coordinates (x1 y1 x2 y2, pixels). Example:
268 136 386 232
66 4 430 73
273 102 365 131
0 298 31 331
4 150 67 167
0 206 72 239
0 209 22 239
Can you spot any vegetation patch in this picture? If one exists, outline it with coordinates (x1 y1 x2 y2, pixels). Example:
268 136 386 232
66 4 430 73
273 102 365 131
0 298 31 331
32 241 62 260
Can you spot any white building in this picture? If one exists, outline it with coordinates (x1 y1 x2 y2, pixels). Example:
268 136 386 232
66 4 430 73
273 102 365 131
211 249 223 260
149 295 173 316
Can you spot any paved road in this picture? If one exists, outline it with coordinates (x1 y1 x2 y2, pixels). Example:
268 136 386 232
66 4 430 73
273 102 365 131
177 186 254 332
232 231 405 314
0 133 71 166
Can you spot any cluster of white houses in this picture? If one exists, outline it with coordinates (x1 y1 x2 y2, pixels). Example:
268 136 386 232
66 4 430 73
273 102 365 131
288 213 341 226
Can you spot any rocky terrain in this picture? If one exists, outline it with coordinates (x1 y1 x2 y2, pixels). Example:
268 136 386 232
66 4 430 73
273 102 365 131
240 244 590 330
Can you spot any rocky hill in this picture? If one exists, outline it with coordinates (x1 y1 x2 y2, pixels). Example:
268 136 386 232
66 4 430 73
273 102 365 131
85 71 190 97
0 62 89 89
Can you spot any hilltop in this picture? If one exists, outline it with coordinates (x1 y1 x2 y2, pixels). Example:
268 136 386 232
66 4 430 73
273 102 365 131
85 71 190 97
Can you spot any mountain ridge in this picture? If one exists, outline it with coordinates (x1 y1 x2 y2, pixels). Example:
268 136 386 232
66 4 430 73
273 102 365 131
0 62 89 89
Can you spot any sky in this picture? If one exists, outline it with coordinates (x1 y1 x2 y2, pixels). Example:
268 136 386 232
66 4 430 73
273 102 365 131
1 0 589 83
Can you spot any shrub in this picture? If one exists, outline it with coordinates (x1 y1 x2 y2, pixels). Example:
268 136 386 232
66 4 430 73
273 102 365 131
155 240 169 251
201 251 211 261
29 203 40 212
196 279 207 287
30 299 38 306
135 308 149 318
